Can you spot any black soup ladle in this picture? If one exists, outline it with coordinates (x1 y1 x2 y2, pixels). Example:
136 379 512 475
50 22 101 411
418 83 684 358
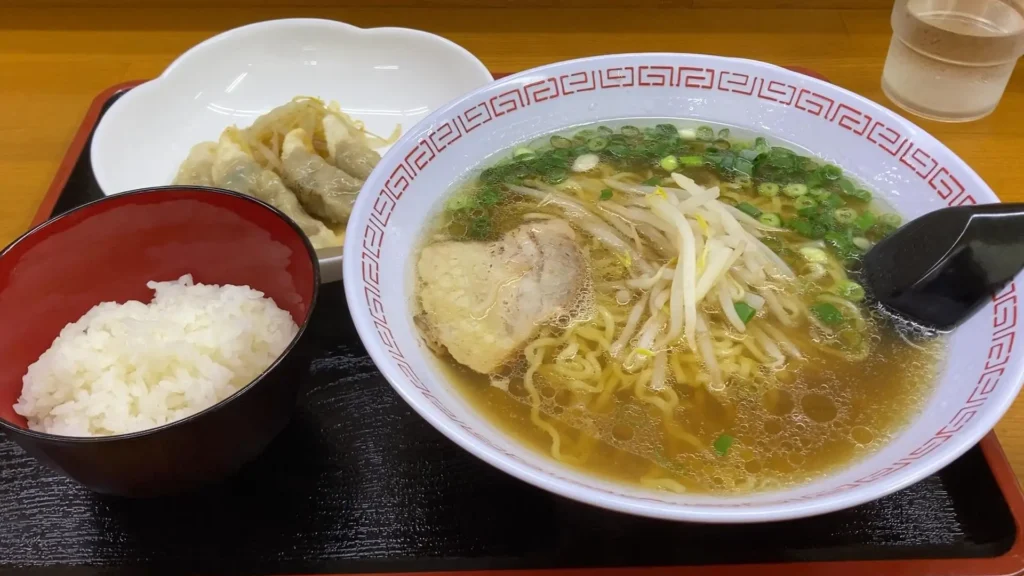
861 203 1024 332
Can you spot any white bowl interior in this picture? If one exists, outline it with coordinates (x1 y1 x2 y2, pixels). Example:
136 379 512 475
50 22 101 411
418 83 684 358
89 18 493 283
344 54 1024 522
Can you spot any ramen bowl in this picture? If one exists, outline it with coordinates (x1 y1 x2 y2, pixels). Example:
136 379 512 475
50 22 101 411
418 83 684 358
342 53 1024 522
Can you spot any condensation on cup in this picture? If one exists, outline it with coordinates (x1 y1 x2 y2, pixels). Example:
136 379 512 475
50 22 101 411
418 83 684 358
882 0 1024 122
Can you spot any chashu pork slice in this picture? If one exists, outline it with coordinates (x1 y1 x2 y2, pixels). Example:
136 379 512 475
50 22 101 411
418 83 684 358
416 219 588 374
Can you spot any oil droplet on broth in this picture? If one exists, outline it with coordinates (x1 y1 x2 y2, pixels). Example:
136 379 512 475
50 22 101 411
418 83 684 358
801 393 838 423
612 422 635 442
851 426 875 445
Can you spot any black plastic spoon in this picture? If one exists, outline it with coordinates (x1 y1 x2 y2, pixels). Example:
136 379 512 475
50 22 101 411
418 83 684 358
861 203 1024 332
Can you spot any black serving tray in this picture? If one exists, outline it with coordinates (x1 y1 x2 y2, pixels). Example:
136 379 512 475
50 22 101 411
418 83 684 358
2 82 1023 576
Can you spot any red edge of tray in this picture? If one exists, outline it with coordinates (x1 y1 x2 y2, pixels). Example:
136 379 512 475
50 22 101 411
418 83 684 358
31 71 1024 576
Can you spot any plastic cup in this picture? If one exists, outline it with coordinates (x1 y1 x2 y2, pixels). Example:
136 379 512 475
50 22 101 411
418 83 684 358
881 0 1024 122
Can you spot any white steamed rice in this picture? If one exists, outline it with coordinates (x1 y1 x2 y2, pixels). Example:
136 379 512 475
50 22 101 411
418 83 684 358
13 274 299 437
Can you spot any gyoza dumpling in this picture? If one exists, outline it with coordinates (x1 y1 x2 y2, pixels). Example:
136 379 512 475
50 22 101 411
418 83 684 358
322 113 380 180
210 132 340 249
172 142 217 186
280 128 362 225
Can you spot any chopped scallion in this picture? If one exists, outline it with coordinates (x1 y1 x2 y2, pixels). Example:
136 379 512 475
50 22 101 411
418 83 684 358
620 125 641 138
587 137 609 151
821 164 843 181
513 147 535 159
599 188 613 201
853 211 876 232
737 202 762 218
793 196 817 210
800 246 829 263
880 212 902 227
734 302 757 324
550 135 573 149
642 176 663 186
758 182 780 197
678 155 703 167
835 280 866 302
833 207 858 224
783 183 808 198
758 212 782 227
696 125 715 141
810 301 844 326
713 434 734 456
659 155 679 171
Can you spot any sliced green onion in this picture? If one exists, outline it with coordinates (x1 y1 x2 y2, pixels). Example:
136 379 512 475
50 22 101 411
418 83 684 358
545 167 568 184
478 184 502 206
835 280 866 302
596 126 613 137
758 182 780 197
753 136 770 153
800 246 829 263
794 196 817 210
642 176 663 186
820 193 845 209
469 216 491 239
734 302 757 324
606 144 629 157
783 183 808 198
737 202 762 218
513 147 535 159
734 157 755 176
853 188 873 202
718 128 731 139
587 137 609 151
678 155 703 167
600 188 613 201
810 302 844 326
758 212 782 227
620 125 641 138
712 138 731 150
809 187 831 200
852 236 872 251
679 128 697 140
696 125 715 141
655 123 677 137
550 135 573 149
853 211 876 232
833 207 858 224
446 194 476 211
788 218 816 238
838 178 857 196
713 434 734 456
880 212 902 227
839 328 863 347
659 155 679 171
821 165 843 181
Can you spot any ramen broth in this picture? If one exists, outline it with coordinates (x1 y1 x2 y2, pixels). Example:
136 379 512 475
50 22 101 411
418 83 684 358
415 122 944 494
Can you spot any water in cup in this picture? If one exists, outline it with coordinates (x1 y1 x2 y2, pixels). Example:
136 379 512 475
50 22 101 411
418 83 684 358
882 0 1024 122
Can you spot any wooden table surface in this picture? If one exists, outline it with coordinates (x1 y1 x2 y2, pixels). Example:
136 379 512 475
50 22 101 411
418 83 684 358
2 3 1024 479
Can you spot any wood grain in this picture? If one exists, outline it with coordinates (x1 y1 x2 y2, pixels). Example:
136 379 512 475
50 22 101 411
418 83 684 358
3 5 1024 481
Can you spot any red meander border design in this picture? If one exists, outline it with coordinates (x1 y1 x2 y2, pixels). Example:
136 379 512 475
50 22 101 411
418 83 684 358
359 64 1012 507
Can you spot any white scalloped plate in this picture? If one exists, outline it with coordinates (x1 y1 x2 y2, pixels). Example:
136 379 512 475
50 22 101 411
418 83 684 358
90 18 493 282
343 53 1024 523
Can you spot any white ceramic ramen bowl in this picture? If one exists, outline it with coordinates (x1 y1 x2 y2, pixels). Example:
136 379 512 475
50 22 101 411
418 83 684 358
343 53 1024 523
90 18 493 283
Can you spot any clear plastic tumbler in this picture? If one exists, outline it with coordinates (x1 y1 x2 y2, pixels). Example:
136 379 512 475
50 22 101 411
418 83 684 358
881 0 1024 122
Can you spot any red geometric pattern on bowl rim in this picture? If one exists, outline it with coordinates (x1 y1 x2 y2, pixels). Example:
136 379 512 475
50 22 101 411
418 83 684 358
358 63 1011 507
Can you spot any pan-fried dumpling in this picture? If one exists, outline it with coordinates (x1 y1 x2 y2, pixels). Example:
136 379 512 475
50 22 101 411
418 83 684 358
280 128 362 225
172 142 217 186
210 132 340 249
323 113 380 180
